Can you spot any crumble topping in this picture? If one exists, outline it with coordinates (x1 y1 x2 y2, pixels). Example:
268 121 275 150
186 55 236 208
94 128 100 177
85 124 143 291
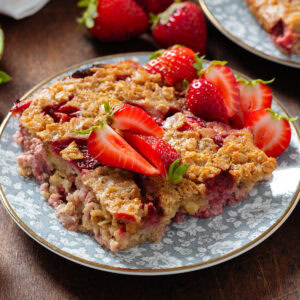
60 141 84 161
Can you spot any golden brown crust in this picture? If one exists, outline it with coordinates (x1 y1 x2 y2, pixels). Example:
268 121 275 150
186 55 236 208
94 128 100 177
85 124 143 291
19 60 184 142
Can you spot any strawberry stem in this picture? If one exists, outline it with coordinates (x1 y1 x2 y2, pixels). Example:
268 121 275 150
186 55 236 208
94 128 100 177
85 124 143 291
236 75 275 86
166 159 189 184
152 2 186 29
77 0 98 28
193 54 204 76
149 49 165 60
266 108 298 122
200 60 227 76
73 120 104 134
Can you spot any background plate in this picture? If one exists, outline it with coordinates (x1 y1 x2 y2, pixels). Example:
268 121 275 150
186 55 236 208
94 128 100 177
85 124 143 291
199 0 300 68
0 53 299 275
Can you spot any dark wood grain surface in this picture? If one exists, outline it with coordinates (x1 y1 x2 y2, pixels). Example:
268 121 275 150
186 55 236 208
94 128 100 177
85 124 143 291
0 1 299 299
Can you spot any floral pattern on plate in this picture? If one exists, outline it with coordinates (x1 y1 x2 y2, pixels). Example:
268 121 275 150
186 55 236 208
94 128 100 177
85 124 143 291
0 54 299 275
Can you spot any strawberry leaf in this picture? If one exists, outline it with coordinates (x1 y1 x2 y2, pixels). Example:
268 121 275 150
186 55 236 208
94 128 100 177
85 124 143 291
266 108 298 122
0 71 11 84
149 49 165 60
77 0 98 29
166 159 189 184
236 75 275 86
182 79 190 90
73 120 104 134
104 101 111 114
152 3 186 28
193 54 204 76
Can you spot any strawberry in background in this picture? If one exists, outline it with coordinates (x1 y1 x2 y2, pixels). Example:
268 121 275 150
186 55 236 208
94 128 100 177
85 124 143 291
151 2 207 55
77 0 149 41
135 0 175 14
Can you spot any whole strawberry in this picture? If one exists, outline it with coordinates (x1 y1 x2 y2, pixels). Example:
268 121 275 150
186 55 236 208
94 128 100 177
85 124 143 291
135 0 174 14
151 2 206 55
78 0 149 41
186 78 229 124
144 46 202 86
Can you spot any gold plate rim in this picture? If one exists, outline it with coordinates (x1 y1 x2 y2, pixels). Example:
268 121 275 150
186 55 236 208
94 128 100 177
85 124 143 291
198 0 300 69
0 52 299 275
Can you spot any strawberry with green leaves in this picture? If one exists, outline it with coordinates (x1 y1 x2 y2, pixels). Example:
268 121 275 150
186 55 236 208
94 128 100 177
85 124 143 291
151 2 207 55
77 0 149 41
244 108 298 157
144 46 203 86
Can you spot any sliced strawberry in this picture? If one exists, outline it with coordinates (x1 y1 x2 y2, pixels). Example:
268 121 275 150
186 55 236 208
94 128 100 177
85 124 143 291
201 62 240 118
87 123 159 176
236 77 274 127
244 108 297 157
112 104 164 137
123 132 189 183
11 99 31 116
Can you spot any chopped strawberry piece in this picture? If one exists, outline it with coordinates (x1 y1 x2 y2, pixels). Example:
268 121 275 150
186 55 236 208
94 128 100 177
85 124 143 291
123 132 180 177
202 63 240 118
144 47 202 86
186 78 229 124
112 104 163 137
244 108 296 157
114 212 136 223
43 102 80 123
11 99 31 116
87 124 159 176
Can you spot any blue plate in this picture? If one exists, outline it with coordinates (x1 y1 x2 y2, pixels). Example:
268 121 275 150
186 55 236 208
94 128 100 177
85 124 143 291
0 53 299 275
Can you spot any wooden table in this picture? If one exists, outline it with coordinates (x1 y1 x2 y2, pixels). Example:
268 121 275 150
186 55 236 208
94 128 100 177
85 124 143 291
0 1 299 299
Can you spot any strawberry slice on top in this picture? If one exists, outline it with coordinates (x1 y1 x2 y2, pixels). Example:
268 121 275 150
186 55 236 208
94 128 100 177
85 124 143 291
244 108 298 157
123 132 189 183
111 103 164 137
86 122 159 176
144 46 203 86
236 77 274 127
201 61 240 118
